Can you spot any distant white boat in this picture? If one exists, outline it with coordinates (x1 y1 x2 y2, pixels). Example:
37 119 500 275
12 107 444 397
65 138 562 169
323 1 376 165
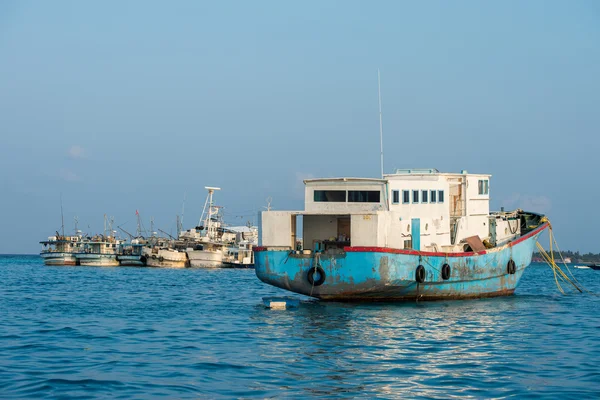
574 264 600 270
183 187 228 268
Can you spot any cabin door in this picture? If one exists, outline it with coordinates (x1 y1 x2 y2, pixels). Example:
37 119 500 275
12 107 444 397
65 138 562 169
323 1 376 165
291 215 297 249
337 217 351 242
449 180 465 245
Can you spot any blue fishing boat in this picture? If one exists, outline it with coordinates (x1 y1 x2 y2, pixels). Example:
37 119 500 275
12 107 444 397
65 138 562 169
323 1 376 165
254 169 548 301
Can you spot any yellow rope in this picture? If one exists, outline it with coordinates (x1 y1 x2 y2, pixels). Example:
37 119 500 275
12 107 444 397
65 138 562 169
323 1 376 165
536 218 584 294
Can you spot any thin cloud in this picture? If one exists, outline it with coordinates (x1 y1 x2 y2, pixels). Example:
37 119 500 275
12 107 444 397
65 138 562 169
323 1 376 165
59 168 82 182
68 145 86 159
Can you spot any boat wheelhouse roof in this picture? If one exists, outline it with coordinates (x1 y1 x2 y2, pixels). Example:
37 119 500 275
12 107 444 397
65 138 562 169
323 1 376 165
304 177 387 184
384 168 492 178
304 170 491 186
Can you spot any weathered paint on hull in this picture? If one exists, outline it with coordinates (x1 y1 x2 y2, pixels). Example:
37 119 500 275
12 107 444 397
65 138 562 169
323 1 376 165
145 258 187 268
41 253 78 266
76 254 120 267
187 250 224 268
255 224 547 301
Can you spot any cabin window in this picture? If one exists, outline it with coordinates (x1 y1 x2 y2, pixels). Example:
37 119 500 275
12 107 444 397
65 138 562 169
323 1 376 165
421 190 428 203
402 190 410 204
348 190 380 203
412 190 419 203
430 190 437 203
314 190 346 202
438 190 444 203
392 190 400 204
478 179 489 195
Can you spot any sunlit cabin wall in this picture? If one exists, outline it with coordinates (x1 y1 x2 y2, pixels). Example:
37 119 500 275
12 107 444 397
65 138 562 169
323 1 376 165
452 174 492 242
492 218 521 245
351 214 382 247
383 174 452 249
349 212 452 250
260 211 296 249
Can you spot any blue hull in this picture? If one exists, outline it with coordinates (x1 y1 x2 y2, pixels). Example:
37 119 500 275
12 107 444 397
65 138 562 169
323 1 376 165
255 224 548 301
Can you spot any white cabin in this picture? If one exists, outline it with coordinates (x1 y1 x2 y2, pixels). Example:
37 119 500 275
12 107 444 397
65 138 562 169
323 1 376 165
259 169 522 253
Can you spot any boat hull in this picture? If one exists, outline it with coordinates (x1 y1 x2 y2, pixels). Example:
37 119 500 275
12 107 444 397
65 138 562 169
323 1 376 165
255 224 547 301
144 249 188 268
76 254 120 267
187 250 224 268
118 255 145 267
40 252 78 266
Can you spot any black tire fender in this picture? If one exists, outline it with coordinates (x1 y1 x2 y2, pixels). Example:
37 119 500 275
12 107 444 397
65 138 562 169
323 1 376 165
441 263 451 280
307 266 326 286
416 265 426 283
507 259 516 274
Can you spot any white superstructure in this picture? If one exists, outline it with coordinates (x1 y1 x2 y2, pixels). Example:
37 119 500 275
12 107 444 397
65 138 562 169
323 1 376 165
260 169 522 253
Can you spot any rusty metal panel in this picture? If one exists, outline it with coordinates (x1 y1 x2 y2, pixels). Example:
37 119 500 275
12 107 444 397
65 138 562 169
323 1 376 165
465 235 487 253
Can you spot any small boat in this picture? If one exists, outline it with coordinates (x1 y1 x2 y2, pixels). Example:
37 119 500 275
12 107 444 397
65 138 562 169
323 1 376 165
223 226 258 268
574 264 600 270
255 169 548 301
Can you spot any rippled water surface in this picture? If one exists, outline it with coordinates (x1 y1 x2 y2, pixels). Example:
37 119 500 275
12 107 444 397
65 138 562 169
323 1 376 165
1 255 599 398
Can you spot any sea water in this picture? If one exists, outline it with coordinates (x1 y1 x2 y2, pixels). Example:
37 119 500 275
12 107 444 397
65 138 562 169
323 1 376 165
0 255 599 398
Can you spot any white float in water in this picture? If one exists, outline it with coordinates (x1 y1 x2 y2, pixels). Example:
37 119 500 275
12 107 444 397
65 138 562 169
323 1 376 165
262 297 300 309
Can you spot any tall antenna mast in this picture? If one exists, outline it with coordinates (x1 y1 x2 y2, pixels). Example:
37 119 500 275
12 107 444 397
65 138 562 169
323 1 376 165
60 193 65 237
204 187 221 239
378 68 384 179
136 210 142 237
180 192 186 232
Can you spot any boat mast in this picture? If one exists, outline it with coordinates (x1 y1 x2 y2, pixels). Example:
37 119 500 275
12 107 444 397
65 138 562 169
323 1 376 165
60 193 65 237
204 187 221 240
136 210 142 237
378 68 384 179
180 192 186 234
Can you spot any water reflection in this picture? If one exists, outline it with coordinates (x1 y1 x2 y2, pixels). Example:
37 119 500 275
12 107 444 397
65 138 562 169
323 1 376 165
249 265 600 398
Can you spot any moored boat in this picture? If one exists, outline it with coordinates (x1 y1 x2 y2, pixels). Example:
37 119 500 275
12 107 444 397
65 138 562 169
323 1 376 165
254 169 548 301
143 243 188 268
183 187 228 268
118 239 146 266
76 235 122 267
223 226 257 268
39 233 83 266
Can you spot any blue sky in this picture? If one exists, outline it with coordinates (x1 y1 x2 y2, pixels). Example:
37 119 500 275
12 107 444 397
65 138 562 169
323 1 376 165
1 0 598 254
